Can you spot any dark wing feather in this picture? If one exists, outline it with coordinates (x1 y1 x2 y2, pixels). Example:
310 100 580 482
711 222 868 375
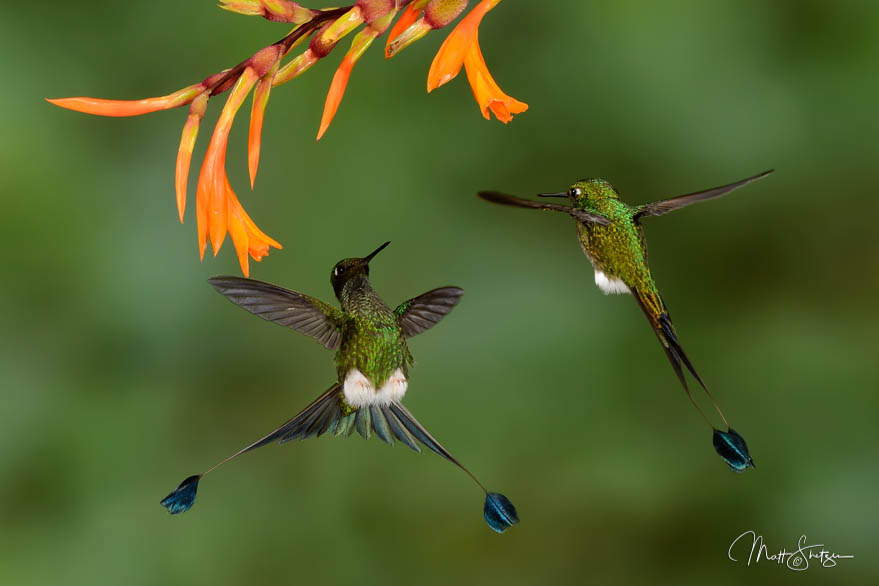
395 287 464 338
208 276 344 349
477 191 610 225
635 170 773 219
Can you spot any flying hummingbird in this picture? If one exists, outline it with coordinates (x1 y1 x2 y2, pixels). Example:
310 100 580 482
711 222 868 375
160 242 518 532
478 171 773 471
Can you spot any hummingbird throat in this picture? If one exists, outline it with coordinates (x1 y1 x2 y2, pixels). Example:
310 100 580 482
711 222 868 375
343 368 408 407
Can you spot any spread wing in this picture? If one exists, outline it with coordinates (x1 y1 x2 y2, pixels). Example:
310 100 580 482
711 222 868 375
635 170 773 219
394 287 464 338
208 276 345 350
477 191 610 225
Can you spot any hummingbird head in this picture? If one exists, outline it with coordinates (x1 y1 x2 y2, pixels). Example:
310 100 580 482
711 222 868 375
330 241 390 299
539 178 619 207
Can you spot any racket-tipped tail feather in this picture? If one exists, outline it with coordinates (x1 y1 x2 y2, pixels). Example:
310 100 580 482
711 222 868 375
160 475 201 514
484 492 519 533
713 428 755 471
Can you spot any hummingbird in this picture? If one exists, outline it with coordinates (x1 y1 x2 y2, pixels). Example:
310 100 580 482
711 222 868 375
160 241 518 532
478 171 773 471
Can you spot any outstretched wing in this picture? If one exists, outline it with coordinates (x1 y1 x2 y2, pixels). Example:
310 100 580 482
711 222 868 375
477 191 610 225
395 287 464 338
635 170 773 219
208 276 345 349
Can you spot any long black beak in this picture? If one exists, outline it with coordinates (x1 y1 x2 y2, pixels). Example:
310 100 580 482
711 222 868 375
537 191 568 199
364 241 391 263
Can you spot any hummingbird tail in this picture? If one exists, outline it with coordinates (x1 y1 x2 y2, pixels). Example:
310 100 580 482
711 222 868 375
159 383 344 513
633 290 729 428
159 387 519 529
389 402 519 532
274 394 519 532
634 291 755 472
214 384 424 451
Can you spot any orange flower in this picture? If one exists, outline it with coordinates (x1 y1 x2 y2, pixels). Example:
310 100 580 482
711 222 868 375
224 175 282 277
463 36 527 123
46 84 205 117
248 58 280 189
427 0 526 123
47 2 527 276
318 8 397 140
176 93 210 223
196 66 281 276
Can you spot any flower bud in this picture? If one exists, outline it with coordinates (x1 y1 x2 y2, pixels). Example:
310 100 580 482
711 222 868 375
220 0 315 23
424 0 469 29
356 0 394 24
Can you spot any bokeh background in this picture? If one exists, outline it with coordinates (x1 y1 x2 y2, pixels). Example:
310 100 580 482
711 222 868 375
2 1 877 584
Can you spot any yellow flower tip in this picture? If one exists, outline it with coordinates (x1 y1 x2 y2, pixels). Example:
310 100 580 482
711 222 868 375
319 6 365 48
219 0 263 17
317 56 355 141
386 18 432 60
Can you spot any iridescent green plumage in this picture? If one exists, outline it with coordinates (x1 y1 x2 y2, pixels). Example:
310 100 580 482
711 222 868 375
332 259 412 399
160 242 519 532
478 170 772 471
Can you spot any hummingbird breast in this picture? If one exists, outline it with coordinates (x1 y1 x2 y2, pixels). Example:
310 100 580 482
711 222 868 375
336 304 411 408
576 216 650 296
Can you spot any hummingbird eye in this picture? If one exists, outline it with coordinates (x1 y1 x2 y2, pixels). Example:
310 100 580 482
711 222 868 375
334 266 344 277
569 187 583 198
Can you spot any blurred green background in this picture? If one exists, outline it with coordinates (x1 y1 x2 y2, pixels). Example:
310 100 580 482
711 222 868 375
2 1 877 584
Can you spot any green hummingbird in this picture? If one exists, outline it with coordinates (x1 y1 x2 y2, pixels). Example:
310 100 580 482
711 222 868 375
478 171 773 471
160 241 519 532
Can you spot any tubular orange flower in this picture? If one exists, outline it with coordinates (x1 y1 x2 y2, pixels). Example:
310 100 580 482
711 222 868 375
46 84 205 117
225 176 282 277
196 66 281 275
427 0 497 90
463 36 527 123
426 0 525 122
176 93 210 223
318 8 397 140
47 2 526 275
248 58 281 189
